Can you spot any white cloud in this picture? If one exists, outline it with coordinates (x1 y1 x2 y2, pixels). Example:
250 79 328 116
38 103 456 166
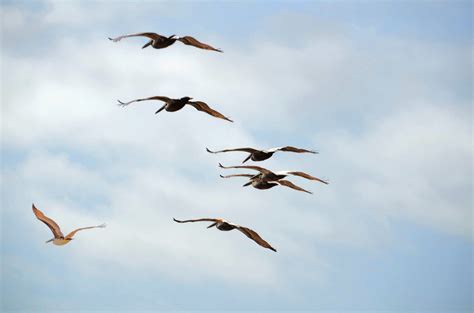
1 2 472 303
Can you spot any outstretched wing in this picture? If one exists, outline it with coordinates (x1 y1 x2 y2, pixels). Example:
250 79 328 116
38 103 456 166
236 226 276 252
278 171 329 184
219 174 255 179
187 101 233 122
32 204 64 239
266 146 317 154
218 163 273 175
173 218 219 224
177 36 223 52
206 147 259 154
117 96 171 107
108 32 162 42
65 224 106 239
275 179 313 194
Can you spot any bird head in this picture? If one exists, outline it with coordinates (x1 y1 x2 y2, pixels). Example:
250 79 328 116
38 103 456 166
181 96 193 102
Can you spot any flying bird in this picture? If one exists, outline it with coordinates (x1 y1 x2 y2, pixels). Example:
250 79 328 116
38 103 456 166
108 32 222 52
173 218 276 252
218 163 328 185
207 146 317 163
32 204 106 246
117 96 233 122
219 174 313 194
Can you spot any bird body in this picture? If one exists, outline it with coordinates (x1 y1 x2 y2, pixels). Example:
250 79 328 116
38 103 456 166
173 218 276 252
117 96 233 122
207 146 317 163
219 163 328 184
32 204 106 246
109 32 223 52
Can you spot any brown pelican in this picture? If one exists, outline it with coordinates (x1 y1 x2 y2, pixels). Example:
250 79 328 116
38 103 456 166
108 32 222 52
219 174 313 194
207 146 317 163
32 204 106 246
117 96 233 122
173 218 276 252
218 163 329 185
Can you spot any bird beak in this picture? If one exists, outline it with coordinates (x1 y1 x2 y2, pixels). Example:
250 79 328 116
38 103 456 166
142 40 152 49
207 222 217 229
242 154 252 163
243 181 252 187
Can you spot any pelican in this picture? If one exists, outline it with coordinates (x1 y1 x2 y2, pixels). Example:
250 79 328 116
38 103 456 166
207 146 317 163
219 174 313 194
108 32 222 52
32 204 106 246
173 218 276 252
218 163 329 185
117 96 233 122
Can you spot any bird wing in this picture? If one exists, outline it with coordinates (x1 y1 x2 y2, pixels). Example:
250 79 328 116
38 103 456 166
65 223 106 239
187 101 233 122
108 32 162 42
278 171 329 184
265 146 317 154
117 96 171 107
235 226 276 252
177 36 223 52
275 179 313 194
219 174 255 179
218 163 273 175
173 218 220 224
32 204 64 238
206 147 259 154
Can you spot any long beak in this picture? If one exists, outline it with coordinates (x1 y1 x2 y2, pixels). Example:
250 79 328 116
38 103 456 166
207 222 217 229
45 238 54 244
142 40 153 49
242 154 252 164
243 181 252 187
155 104 166 114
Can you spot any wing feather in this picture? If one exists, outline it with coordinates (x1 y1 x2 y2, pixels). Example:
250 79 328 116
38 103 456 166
275 179 313 194
206 147 258 154
187 101 233 122
236 226 276 252
173 218 219 224
218 163 273 175
117 96 171 107
266 146 317 154
65 224 106 239
177 36 223 52
278 171 329 184
108 32 161 42
32 204 64 238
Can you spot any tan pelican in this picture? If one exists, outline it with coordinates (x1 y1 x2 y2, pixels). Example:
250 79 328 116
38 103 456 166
219 174 313 194
207 146 317 163
218 163 329 185
108 32 222 52
173 218 276 252
32 204 106 246
117 96 233 122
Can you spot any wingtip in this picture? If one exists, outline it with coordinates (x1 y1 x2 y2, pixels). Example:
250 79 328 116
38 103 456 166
206 147 212 153
218 163 224 168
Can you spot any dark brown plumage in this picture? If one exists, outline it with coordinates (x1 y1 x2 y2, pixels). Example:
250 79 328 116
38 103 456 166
173 218 276 252
207 146 317 163
108 32 222 52
117 96 233 122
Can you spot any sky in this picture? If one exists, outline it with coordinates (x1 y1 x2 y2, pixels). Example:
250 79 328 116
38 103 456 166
1 0 472 312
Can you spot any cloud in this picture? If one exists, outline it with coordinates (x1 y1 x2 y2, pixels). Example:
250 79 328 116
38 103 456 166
1 2 472 310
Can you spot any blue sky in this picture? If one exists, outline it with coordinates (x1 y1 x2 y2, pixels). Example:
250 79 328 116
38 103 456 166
1 0 472 312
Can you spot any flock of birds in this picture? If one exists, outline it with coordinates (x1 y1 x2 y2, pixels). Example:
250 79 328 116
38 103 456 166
33 32 328 253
